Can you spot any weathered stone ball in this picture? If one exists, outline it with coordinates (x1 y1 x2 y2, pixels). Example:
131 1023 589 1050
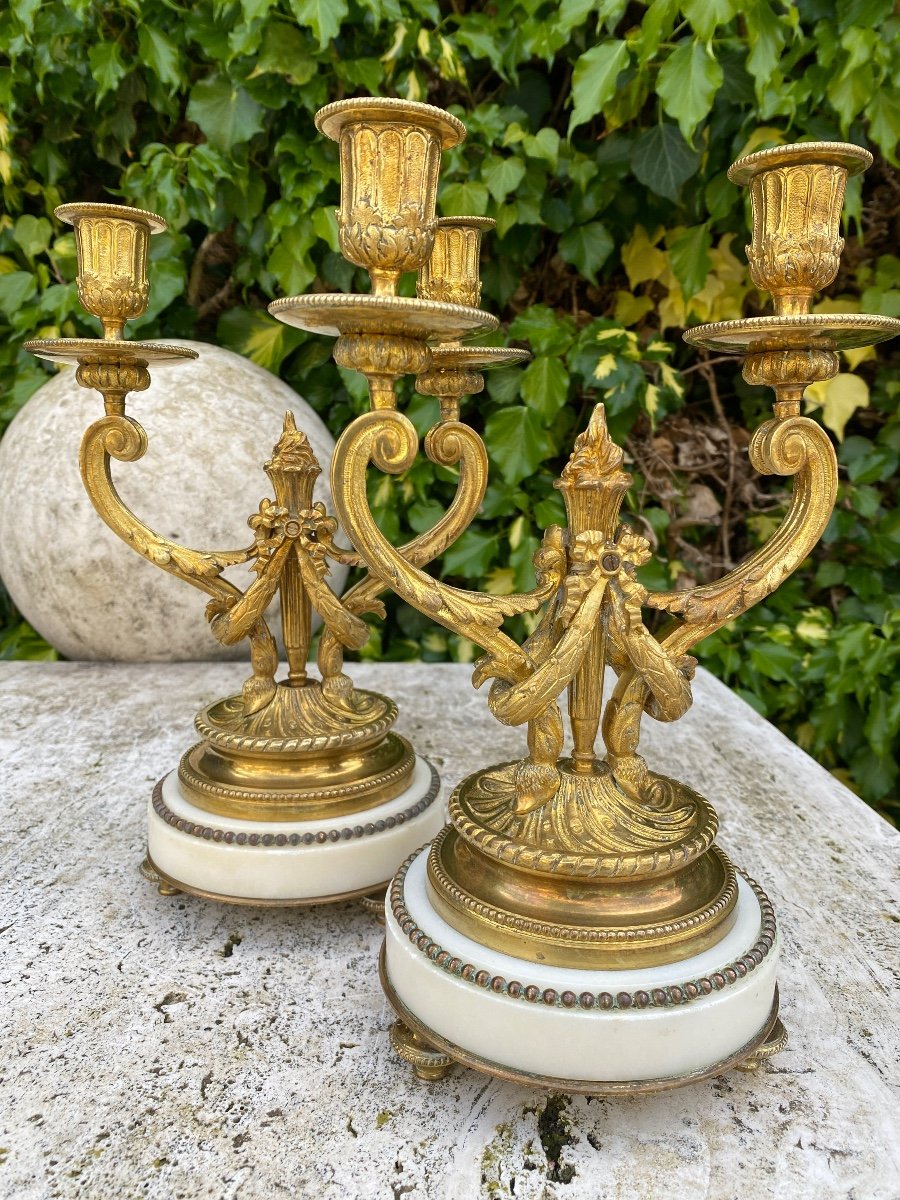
0 340 348 661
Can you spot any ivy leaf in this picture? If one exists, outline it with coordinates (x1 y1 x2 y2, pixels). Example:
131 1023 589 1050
137 27 181 87
827 63 872 130
336 56 385 92
630 123 699 201
0 271 37 317
12 215 51 259
89 43 126 102
682 0 737 40
485 368 524 408
568 40 630 135
132 258 187 329
241 0 278 17
187 76 265 151
454 22 507 75
217 307 304 372
289 0 349 49
866 89 900 164
749 640 798 682
267 224 317 295
523 127 560 166
509 305 575 355
253 23 317 81
441 528 499 577
862 689 900 766
805 372 870 441
312 206 340 252
408 499 446 534
482 155 526 203
510 531 540 591
485 406 550 483
521 356 570 420
533 494 566 527
636 0 679 64
744 0 787 96
559 0 598 32
439 181 490 216
668 224 712 297
558 221 613 284
657 39 723 144
846 444 899 485
223 176 267 227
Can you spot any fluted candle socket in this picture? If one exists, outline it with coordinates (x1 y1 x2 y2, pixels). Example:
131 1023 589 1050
316 97 466 297
417 216 495 309
56 202 166 340
728 142 872 317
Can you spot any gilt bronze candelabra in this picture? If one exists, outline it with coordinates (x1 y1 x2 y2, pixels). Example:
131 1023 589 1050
23 200 446 907
25 98 899 1090
266 104 899 1091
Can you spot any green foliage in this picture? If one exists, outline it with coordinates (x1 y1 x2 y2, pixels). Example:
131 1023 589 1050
701 374 900 823
0 0 898 818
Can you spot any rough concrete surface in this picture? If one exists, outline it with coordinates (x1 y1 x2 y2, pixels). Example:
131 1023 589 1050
1 661 898 1199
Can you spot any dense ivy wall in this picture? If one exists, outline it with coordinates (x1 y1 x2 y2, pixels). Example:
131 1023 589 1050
1 0 898 818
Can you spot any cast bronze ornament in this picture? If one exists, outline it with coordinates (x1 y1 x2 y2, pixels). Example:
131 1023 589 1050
264 104 898 1087
26 99 899 1085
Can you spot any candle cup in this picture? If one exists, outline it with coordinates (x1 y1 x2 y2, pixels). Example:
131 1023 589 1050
728 143 871 316
416 216 494 309
316 98 466 296
56 202 166 339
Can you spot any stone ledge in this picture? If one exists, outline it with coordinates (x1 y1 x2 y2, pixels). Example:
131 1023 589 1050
1 661 898 1198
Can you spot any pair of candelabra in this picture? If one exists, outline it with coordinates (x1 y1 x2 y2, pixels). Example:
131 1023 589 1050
25 98 898 1092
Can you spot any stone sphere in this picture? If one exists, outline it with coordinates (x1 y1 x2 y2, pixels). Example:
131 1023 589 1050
0 340 348 661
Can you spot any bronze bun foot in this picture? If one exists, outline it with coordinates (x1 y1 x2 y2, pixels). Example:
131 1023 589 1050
359 888 387 922
389 1020 454 1082
736 1017 788 1071
139 854 181 897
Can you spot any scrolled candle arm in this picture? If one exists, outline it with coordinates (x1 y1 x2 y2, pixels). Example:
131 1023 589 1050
642 414 838 635
79 410 256 601
316 415 492 696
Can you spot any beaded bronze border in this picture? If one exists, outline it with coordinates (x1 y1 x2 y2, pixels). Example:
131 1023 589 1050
426 826 739 949
151 761 440 846
389 845 777 1011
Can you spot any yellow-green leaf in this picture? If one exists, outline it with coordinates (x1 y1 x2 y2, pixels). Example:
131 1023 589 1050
805 372 869 440
621 226 666 288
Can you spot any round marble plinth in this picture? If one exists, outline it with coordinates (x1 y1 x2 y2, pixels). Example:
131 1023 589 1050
146 757 442 905
383 846 780 1089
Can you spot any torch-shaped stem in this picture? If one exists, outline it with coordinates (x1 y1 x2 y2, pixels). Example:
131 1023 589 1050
554 407 631 772
264 412 320 687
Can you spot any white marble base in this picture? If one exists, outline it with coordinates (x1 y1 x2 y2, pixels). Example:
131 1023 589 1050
147 756 442 903
384 846 780 1086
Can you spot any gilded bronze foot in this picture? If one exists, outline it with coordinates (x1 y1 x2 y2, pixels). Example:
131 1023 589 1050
389 1020 453 1082
737 1017 788 1071
359 889 387 922
140 854 181 897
